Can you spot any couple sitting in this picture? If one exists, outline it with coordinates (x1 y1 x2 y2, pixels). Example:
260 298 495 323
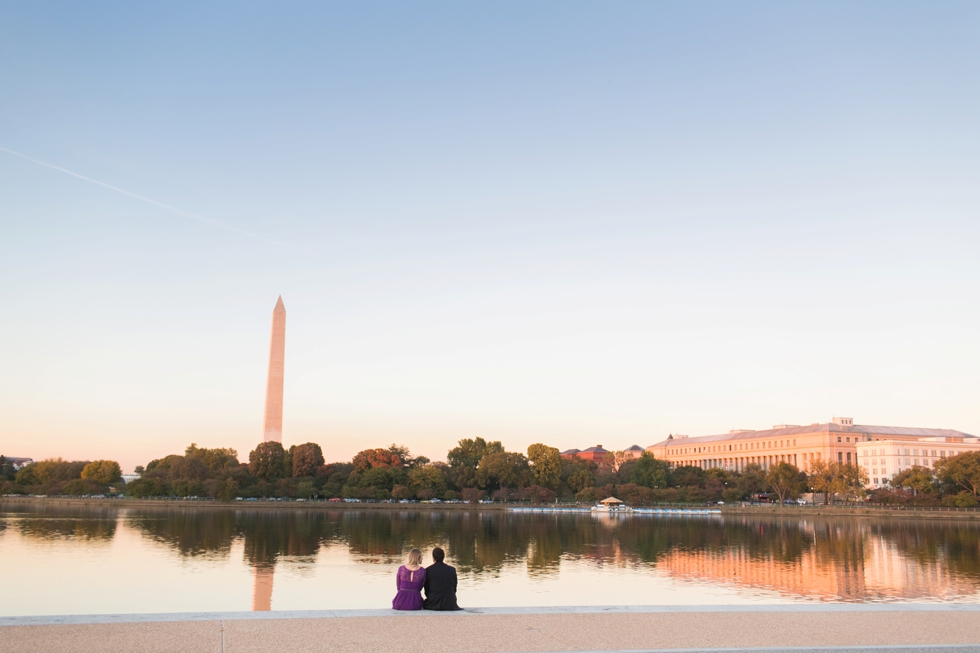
392 546 461 611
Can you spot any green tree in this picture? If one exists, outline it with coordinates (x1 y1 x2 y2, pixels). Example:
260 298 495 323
476 451 530 492
23 458 88 484
249 442 287 481
217 478 239 501
838 463 870 502
631 452 670 489
892 465 938 495
14 464 41 486
290 442 325 477
808 460 836 501
409 464 449 497
170 456 209 481
766 462 807 503
669 465 706 489
185 444 239 473
296 480 316 499
936 452 980 497
125 477 169 497
388 444 428 468
447 438 504 489
81 460 122 484
943 491 979 507
527 444 562 491
0 456 16 482
735 464 767 499
566 469 595 493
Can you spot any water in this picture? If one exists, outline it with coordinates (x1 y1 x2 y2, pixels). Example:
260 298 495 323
2 501 980 616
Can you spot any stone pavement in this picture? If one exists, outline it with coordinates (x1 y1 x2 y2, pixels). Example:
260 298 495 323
3 605 980 653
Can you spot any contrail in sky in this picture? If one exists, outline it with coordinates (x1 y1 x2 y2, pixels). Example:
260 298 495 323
0 145 282 245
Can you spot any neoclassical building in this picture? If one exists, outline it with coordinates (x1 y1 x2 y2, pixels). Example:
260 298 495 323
856 436 980 487
644 417 977 477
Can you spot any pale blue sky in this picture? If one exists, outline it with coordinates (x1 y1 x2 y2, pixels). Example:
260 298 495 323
1 2 978 471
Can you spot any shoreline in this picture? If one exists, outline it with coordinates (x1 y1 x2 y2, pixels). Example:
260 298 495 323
3 496 980 520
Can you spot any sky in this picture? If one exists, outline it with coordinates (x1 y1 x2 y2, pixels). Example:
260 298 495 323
1 2 978 473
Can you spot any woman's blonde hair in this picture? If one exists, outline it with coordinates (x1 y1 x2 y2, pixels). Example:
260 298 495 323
407 548 423 567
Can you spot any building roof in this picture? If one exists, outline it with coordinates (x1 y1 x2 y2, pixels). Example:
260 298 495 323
560 449 581 456
580 445 609 454
646 423 977 449
625 445 644 452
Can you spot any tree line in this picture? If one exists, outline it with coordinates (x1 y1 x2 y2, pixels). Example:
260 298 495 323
3 446 980 506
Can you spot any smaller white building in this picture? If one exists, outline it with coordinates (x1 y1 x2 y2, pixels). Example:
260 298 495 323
856 436 980 488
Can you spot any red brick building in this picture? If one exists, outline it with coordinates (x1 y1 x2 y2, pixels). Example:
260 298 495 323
560 445 614 468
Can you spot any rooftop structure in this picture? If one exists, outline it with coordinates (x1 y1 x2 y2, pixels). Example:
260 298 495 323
623 445 645 460
3 457 34 470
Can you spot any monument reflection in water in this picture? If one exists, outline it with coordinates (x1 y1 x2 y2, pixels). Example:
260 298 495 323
3 504 980 615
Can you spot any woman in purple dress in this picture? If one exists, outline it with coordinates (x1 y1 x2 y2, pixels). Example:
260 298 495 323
392 548 426 610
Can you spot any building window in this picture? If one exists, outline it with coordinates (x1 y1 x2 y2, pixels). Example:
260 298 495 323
846 437 851 443
838 452 843 464
931 450 937 457
846 452 852 464
837 437 842 443
904 449 910 456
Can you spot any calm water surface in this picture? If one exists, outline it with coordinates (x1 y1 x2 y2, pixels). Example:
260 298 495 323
3 502 980 616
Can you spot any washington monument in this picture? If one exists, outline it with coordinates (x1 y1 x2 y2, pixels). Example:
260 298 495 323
263 296 286 443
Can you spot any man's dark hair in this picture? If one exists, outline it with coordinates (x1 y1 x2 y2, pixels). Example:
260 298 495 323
432 547 445 563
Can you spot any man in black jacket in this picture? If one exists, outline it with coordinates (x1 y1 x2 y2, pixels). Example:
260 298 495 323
422 547 461 610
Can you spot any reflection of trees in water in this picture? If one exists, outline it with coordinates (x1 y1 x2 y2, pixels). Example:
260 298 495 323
126 508 237 558
239 510 340 568
123 507 342 567
10 504 117 542
867 519 980 579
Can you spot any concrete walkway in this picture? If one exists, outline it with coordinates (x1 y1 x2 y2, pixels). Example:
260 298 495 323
3 605 980 653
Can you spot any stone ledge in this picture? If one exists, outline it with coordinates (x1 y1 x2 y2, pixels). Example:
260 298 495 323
4 603 980 627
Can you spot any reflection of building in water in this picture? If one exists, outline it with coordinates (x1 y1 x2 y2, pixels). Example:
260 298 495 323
657 531 980 601
252 567 274 611
646 417 976 474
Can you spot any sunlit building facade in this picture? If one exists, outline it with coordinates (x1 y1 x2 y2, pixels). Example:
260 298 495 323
857 436 980 487
645 418 976 475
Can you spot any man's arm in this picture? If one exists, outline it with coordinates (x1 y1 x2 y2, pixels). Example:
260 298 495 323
453 567 458 593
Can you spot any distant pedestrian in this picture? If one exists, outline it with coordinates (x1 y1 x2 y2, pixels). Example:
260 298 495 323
392 548 426 610
422 547 461 611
